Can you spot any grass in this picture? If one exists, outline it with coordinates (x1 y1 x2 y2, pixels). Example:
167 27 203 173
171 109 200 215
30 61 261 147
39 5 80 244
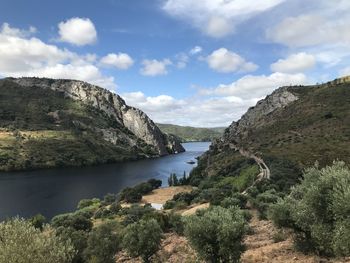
0 79 157 171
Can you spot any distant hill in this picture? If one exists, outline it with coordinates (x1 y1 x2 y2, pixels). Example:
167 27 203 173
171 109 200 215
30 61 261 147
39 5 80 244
194 76 350 178
0 77 184 171
156 123 225 142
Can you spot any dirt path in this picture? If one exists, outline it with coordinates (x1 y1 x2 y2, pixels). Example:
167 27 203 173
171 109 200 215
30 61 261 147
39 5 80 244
242 211 350 263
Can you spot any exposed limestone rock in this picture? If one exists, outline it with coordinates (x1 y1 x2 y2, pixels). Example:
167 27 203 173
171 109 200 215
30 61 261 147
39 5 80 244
223 87 299 144
10 77 185 155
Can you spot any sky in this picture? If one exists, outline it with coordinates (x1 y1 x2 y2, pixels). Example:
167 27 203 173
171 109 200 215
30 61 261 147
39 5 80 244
0 0 349 127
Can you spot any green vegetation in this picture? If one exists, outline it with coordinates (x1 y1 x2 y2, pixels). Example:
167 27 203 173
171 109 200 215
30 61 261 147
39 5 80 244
0 79 158 171
122 219 163 263
119 179 162 203
157 123 224 142
238 83 350 168
184 206 247 263
269 161 350 257
0 218 75 263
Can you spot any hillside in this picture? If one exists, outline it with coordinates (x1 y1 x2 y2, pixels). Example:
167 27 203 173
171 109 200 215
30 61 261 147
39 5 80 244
156 123 225 142
0 77 184 171
193 76 350 180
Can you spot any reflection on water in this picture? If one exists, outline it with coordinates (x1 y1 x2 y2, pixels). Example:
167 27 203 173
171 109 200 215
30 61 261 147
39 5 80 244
0 142 210 219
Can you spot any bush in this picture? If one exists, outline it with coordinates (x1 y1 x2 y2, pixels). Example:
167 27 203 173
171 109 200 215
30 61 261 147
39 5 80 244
184 206 247 263
29 213 46 230
51 213 93 232
121 204 155 226
0 218 75 263
83 222 121 263
123 219 163 263
163 200 176 210
252 189 280 219
56 226 88 263
147 178 162 189
102 193 117 205
77 198 100 210
269 161 350 257
168 212 184 235
120 187 142 203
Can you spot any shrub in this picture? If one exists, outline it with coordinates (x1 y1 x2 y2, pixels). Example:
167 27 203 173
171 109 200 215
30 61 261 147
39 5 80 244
29 213 46 230
184 206 247 263
121 204 155 226
77 198 100 210
168 212 184 235
102 193 117 205
0 218 75 263
83 222 121 263
147 178 162 189
120 187 142 203
269 161 350 257
163 200 176 210
123 219 163 263
56 226 88 263
51 213 93 232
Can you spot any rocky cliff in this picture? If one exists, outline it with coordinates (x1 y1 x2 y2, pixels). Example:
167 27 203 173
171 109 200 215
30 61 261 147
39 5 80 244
193 76 350 180
11 77 184 155
0 77 184 171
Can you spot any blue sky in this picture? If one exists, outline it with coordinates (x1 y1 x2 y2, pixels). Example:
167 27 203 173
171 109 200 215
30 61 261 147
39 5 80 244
0 0 349 126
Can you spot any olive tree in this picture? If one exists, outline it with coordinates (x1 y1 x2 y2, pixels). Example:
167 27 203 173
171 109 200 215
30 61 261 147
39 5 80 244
122 219 163 263
0 218 75 263
184 206 247 263
269 161 350 256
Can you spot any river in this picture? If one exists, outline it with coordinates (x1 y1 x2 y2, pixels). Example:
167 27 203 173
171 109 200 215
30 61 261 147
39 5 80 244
0 142 210 220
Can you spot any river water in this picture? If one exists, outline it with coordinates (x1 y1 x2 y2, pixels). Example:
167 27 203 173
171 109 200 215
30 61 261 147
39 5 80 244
0 142 210 220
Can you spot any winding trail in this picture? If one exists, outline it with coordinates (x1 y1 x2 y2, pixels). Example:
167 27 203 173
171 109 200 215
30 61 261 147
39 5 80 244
227 143 271 193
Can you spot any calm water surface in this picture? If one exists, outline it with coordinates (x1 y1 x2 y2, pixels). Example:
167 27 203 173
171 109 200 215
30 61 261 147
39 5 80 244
0 142 210 220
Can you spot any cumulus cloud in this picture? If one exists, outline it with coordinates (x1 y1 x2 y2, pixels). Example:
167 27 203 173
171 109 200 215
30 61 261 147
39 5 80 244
58 17 97 46
206 48 258 73
162 0 286 37
189 46 203 55
0 23 115 90
122 91 258 127
270 53 316 73
175 53 189 69
140 59 172 76
100 53 134 70
266 1 350 48
199 72 307 99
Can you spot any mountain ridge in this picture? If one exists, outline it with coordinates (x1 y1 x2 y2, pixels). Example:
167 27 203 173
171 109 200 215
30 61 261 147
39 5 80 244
0 77 184 171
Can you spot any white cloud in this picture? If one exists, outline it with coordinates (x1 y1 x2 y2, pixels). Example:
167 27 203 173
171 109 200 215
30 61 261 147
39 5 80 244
140 59 172 76
0 23 115 90
189 46 202 55
1 23 36 37
266 3 350 48
58 17 97 46
206 48 258 73
100 53 134 70
175 53 189 69
122 90 260 127
162 0 286 37
199 72 307 99
270 52 316 73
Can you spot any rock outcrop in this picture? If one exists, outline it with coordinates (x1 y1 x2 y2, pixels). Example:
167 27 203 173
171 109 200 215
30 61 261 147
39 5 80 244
223 87 299 144
10 77 185 155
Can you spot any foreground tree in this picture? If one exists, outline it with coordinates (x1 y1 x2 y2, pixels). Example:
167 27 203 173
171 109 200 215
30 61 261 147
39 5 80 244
83 222 120 263
184 206 247 263
269 161 350 257
0 218 75 263
122 219 163 263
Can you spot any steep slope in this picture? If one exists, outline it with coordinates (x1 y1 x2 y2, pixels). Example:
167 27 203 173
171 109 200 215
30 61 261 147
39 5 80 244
194 76 350 180
0 77 184 171
157 123 224 142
